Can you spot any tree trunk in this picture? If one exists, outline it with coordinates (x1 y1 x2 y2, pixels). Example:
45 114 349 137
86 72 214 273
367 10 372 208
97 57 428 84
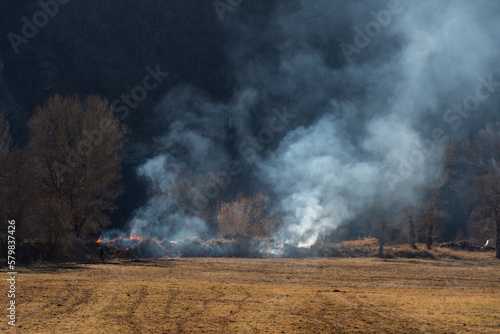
426 220 433 250
378 240 384 258
409 214 417 249
378 221 386 258
496 216 500 259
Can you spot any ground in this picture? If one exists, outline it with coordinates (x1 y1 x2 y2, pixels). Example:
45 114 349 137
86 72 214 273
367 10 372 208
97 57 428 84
2 250 499 333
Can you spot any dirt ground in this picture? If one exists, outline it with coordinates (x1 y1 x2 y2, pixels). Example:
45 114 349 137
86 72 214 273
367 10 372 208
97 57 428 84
1 251 499 333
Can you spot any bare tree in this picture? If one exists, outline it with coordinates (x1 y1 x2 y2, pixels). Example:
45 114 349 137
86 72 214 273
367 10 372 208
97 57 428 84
408 211 417 249
0 113 11 156
217 193 279 238
366 202 390 257
0 117 35 258
417 198 447 250
28 94 126 239
0 150 37 242
462 124 500 259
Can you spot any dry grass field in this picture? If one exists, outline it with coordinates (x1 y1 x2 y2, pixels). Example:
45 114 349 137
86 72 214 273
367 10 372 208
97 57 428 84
2 250 499 333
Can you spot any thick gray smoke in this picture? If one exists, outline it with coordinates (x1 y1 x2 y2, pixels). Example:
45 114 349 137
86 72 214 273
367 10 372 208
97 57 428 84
129 0 500 244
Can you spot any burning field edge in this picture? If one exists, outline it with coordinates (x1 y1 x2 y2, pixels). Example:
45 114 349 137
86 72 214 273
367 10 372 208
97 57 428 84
93 235 496 260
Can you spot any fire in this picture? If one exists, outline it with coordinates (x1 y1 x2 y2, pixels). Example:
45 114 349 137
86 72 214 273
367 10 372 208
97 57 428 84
96 232 144 246
129 233 143 242
261 239 286 256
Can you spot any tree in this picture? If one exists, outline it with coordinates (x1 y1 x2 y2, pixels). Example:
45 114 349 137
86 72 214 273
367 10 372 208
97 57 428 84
0 113 11 155
366 202 390 258
0 150 35 243
462 124 500 258
408 211 417 249
217 193 279 238
417 198 447 250
28 94 126 239
0 116 35 258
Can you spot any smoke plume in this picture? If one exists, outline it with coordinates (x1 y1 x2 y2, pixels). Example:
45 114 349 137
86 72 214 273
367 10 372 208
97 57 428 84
129 0 500 244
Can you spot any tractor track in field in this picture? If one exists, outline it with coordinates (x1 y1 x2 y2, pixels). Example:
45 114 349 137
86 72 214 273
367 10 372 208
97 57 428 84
162 284 253 331
126 285 149 332
308 291 344 332
60 288 94 315
163 287 180 315
21 284 78 320
174 285 227 333
216 288 252 330
91 266 128 321
333 290 433 333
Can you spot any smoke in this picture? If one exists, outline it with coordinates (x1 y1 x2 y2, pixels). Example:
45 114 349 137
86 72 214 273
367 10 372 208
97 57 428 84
128 0 500 244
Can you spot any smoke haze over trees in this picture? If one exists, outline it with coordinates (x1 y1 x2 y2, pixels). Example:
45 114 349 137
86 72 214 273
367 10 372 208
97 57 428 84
0 0 499 258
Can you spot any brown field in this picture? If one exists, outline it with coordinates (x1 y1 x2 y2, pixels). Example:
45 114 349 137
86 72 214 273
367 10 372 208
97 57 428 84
2 250 500 333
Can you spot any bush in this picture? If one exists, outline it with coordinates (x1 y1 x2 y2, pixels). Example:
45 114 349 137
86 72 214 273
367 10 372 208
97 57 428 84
217 193 280 238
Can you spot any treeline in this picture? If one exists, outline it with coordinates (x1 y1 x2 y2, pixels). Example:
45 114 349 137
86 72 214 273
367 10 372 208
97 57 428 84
334 123 500 258
0 94 126 260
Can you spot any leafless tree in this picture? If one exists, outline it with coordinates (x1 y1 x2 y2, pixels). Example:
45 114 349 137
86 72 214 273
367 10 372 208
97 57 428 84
417 197 447 250
462 123 500 258
217 193 280 238
0 113 11 156
0 150 36 242
28 94 126 239
408 211 417 249
366 202 390 257
0 117 35 259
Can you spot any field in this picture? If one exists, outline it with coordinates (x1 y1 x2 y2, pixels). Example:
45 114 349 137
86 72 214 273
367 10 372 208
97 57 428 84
2 251 499 333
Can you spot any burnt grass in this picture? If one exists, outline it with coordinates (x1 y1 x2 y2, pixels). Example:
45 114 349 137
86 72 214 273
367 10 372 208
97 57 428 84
7 236 495 266
100 236 495 261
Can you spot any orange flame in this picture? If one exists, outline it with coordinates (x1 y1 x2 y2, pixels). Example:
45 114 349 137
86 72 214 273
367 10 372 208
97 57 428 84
96 233 144 245
129 233 144 242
